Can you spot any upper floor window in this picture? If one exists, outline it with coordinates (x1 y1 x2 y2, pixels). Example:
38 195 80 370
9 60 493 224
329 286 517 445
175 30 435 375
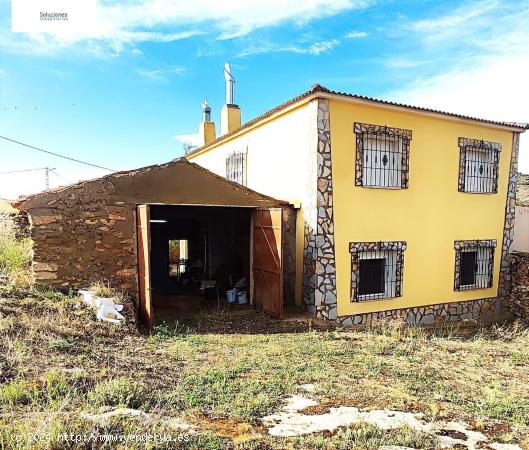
354 122 412 189
350 241 407 301
458 138 501 194
454 239 496 291
226 151 247 186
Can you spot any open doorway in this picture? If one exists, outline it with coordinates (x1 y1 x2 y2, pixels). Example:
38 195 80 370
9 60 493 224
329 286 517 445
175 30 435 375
148 205 253 324
137 204 291 328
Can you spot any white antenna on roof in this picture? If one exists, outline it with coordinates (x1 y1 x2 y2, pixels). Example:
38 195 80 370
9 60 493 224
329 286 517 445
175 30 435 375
224 63 235 105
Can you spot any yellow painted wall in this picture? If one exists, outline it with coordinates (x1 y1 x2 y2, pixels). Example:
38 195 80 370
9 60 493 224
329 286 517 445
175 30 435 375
188 100 319 305
329 99 514 316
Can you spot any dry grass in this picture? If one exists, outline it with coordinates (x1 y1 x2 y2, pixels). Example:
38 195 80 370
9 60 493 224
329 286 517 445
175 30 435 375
0 289 528 449
0 218 32 286
0 200 16 214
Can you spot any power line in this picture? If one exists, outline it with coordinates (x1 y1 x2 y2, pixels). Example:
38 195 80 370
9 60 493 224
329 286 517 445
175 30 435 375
0 166 56 190
49 169 71 184
0 167 49 174
0 135 116 172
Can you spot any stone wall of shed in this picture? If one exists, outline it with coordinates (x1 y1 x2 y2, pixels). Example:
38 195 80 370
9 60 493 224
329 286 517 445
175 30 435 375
28 178 137 292
21 161 288 297
0 211 30 239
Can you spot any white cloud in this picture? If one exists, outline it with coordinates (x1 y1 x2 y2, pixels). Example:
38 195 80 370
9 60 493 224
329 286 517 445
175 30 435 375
307 39 340 55
344 30 367 39
405 0 529 50
0 27 203 58
409 0 499 32
386 54 529 172
174 133 202 149
384 57 431 69
135 66 186 81
387 54 529 126
2 0 369 56
387 0 529 172
237 38 340 57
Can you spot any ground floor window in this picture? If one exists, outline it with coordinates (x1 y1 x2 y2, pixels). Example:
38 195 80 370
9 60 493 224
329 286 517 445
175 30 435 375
454 240 496 290
350 241 406 301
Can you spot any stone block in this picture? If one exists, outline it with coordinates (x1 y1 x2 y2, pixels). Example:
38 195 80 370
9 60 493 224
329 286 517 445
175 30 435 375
35 271 58 280
31 215 63 225
33 262 58 272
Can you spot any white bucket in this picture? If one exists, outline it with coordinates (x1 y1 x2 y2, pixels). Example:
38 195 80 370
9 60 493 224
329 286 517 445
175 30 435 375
237 291 248 305
226 290 237 303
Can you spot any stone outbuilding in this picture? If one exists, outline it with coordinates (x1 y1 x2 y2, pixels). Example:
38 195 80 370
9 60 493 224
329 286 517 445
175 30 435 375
15 159 295 326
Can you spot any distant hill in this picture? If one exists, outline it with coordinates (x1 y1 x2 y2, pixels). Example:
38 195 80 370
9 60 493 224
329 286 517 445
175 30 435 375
517 174 529 207
0 199 17 213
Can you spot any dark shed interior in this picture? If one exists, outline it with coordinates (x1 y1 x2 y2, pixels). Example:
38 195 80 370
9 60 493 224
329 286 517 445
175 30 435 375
149 205 253 320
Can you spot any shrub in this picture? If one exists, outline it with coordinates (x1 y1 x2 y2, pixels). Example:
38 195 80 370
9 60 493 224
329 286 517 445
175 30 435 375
178 369 288 420
0 234 32 284
88 280 125 301
475 387 529 425
181 370 232 411
152 321 190 340
31 287 68 302
288 424 439 450
38 371 80 407
88 378 145 409
48 336 77 353
0 380 34 406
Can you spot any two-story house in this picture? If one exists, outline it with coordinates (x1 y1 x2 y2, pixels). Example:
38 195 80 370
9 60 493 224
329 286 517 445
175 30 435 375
187 66 527 326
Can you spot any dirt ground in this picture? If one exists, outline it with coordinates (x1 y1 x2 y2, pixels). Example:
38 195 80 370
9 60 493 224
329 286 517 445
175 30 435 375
1 288 528 449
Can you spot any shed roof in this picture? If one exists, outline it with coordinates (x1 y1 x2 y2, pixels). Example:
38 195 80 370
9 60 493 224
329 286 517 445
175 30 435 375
14 158 287 211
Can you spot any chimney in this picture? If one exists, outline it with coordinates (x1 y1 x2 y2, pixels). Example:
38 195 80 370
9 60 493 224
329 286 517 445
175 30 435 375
198 98 216 146
221 63 241 135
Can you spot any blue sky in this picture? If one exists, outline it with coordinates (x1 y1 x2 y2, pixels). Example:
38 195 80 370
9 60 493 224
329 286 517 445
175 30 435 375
1 0 528 198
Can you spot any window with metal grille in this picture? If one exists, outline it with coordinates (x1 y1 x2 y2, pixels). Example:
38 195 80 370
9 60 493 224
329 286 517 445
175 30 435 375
354 123 412 189
458 138 501 194
460 251 477 286
454 240 496 291
350 241 406 301
359 258 385 296
226 151 246 186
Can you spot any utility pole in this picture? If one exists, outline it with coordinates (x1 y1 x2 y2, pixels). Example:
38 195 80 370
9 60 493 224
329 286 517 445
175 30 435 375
0 166 56 191
45 167 55 190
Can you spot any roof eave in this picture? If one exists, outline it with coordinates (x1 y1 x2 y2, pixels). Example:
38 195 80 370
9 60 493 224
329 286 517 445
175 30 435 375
319 91 529 133
186 85 527 159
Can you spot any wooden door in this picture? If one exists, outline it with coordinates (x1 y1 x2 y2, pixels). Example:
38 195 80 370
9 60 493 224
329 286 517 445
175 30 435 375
252 208 283 318
136 204 153 328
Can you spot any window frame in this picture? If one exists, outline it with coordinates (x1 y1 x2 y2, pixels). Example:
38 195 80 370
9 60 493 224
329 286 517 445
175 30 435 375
225 150 247 186
454 239 496 291
350 241 406 302
354 122 412 189
457 138 501 194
